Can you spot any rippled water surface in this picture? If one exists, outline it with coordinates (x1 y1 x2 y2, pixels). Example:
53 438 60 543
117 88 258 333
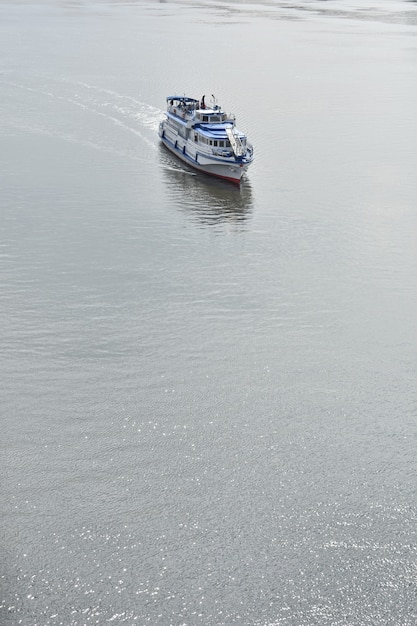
1 1 417 624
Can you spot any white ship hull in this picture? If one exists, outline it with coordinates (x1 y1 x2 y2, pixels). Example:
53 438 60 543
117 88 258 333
158 95 253 184
159 132 249 183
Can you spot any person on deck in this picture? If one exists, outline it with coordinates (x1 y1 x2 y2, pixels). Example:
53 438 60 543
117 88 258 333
200 95 206 109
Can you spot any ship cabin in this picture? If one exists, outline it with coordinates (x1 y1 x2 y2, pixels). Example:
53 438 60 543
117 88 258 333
164 95 248 159
167 96 199 118
166 96 232 124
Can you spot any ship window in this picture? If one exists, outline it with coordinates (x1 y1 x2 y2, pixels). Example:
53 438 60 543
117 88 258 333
194 133 198 142
213 140 218 147
203 116 209 122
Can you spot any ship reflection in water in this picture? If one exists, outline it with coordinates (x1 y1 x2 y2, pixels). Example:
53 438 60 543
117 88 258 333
159 145 253 229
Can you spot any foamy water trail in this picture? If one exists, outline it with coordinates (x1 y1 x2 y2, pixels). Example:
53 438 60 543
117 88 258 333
1 77 162 151
2 119 157 165
61 78 164 135
2 77 194 175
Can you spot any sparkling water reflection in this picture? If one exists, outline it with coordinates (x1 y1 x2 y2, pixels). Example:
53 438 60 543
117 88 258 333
160 146 254 229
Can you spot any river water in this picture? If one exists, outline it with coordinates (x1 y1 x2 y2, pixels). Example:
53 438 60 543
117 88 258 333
1 1 417 624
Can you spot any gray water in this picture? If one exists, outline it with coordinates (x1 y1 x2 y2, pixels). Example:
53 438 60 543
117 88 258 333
1 1 417 624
